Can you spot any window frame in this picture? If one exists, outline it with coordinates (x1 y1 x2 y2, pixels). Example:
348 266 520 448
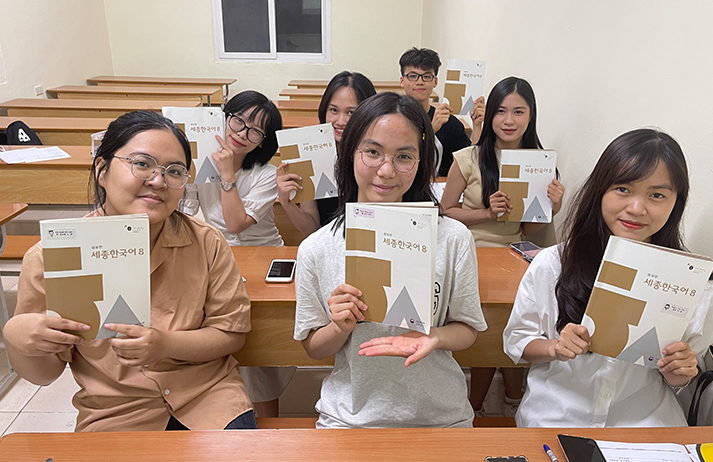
212 0 331 63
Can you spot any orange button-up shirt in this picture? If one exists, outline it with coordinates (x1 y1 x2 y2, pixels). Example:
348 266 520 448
16 213 252 431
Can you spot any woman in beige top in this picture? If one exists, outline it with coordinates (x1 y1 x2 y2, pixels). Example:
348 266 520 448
3 111 255 431
440 77 565 420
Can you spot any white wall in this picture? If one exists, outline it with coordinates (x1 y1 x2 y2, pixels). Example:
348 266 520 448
422 0 713 256
102 0 423 99
0 0 113 101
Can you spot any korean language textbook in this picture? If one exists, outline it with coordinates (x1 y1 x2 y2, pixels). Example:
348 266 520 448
443 59 486 115
582 236 713 367
162 106 225 184
344 202 438 334
276 122 338 203
497 149 557 223
40 214 151 341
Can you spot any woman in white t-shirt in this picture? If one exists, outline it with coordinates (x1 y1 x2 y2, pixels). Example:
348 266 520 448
503 128 713 427
181 90 292 418
294 92 487 428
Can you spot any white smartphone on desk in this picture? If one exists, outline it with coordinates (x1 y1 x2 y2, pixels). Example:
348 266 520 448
265 259 296 283
510 241 542 263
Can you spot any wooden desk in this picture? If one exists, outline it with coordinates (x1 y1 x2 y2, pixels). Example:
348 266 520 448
87 76 236 105
0 116 112 145
0 203 28 395
274 100 320 117
0 146 93 204
279 88 439 103
282 115 320 129
47 85 222 106
1 426 710 462
0 98 200 118
232 246 529 367
289 79 403 93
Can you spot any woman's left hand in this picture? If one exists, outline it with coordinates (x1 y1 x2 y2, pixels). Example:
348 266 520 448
548 178 565 215
358 331 438 367
105 323 168 368
658 341 698 386
211 135 236 182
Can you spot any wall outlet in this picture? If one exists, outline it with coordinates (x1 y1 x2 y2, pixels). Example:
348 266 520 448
34 84 44 96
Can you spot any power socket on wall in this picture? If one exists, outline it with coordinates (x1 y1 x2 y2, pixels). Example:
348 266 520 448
34 85 44 96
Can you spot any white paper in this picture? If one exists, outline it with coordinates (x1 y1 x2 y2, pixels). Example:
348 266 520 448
597 440 695 462
443 59 486 115
0 146 70 163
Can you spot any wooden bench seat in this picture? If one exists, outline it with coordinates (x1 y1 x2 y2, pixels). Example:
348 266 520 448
289 79 404 93
0 98 200 118
47 85 221 106
255 416 516 429
0 235 39 260
280 88 439 102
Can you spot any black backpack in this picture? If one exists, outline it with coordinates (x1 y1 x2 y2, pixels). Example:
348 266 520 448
3 120 42 145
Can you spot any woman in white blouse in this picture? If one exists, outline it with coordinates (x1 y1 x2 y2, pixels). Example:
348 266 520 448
503 128 713 427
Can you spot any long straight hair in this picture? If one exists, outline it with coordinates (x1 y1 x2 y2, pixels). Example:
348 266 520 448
555 128 689 331
332 92 437 231
476 77 542 207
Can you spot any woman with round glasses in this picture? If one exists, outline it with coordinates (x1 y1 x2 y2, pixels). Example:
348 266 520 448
4 110 257 431
294 92 487 428
276 71 376 238
180 90 293 418
181 90 284 247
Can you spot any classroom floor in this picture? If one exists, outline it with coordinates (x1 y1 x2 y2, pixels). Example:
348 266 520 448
0 206 508 436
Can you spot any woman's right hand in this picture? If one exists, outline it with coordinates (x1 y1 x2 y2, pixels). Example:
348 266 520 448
488 190 512 219
3 313 89 356
327 284 368 334
276 162 303 205
549 323 591 361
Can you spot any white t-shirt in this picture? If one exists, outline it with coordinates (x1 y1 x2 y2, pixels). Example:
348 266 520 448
503 245 713 427
294 216 488 428
181 162 283 247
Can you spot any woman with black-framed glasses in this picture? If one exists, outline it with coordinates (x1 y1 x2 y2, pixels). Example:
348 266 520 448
181 90 284 247
180 90 292 418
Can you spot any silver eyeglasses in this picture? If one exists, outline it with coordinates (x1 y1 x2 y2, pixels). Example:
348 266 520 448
227 114 266 144
358 148 420 173
114 154 190 189
403 72 435 82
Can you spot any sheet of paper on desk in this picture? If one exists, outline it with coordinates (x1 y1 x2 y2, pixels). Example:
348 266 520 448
0 146 70 163
596 439 697 462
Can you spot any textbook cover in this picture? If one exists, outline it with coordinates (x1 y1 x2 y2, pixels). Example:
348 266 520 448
497 149 557 223
162 106 225 184
276 123 338 203
443 59 486 115
582 236 713 368
40 214 151 341
345 202 438 334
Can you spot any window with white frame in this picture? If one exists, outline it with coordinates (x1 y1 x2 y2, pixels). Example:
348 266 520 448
213 0 330 62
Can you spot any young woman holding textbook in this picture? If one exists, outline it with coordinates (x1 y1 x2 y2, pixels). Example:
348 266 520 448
503 128 713 427
276 71 376 237
179 90 291 418
440 76 565 418
293 92 487 428
3 111 257 431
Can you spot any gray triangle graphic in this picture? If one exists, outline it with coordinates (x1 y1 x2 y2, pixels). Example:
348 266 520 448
522 196 549 223
314 172 337 199
382 286 426 334
616 326 661 368
460 95 475 116
194 159 221 183
96 295 145 339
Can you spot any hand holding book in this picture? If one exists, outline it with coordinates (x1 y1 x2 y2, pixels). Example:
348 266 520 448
327 283 368 333
104 323 168 368
4 312 89 356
